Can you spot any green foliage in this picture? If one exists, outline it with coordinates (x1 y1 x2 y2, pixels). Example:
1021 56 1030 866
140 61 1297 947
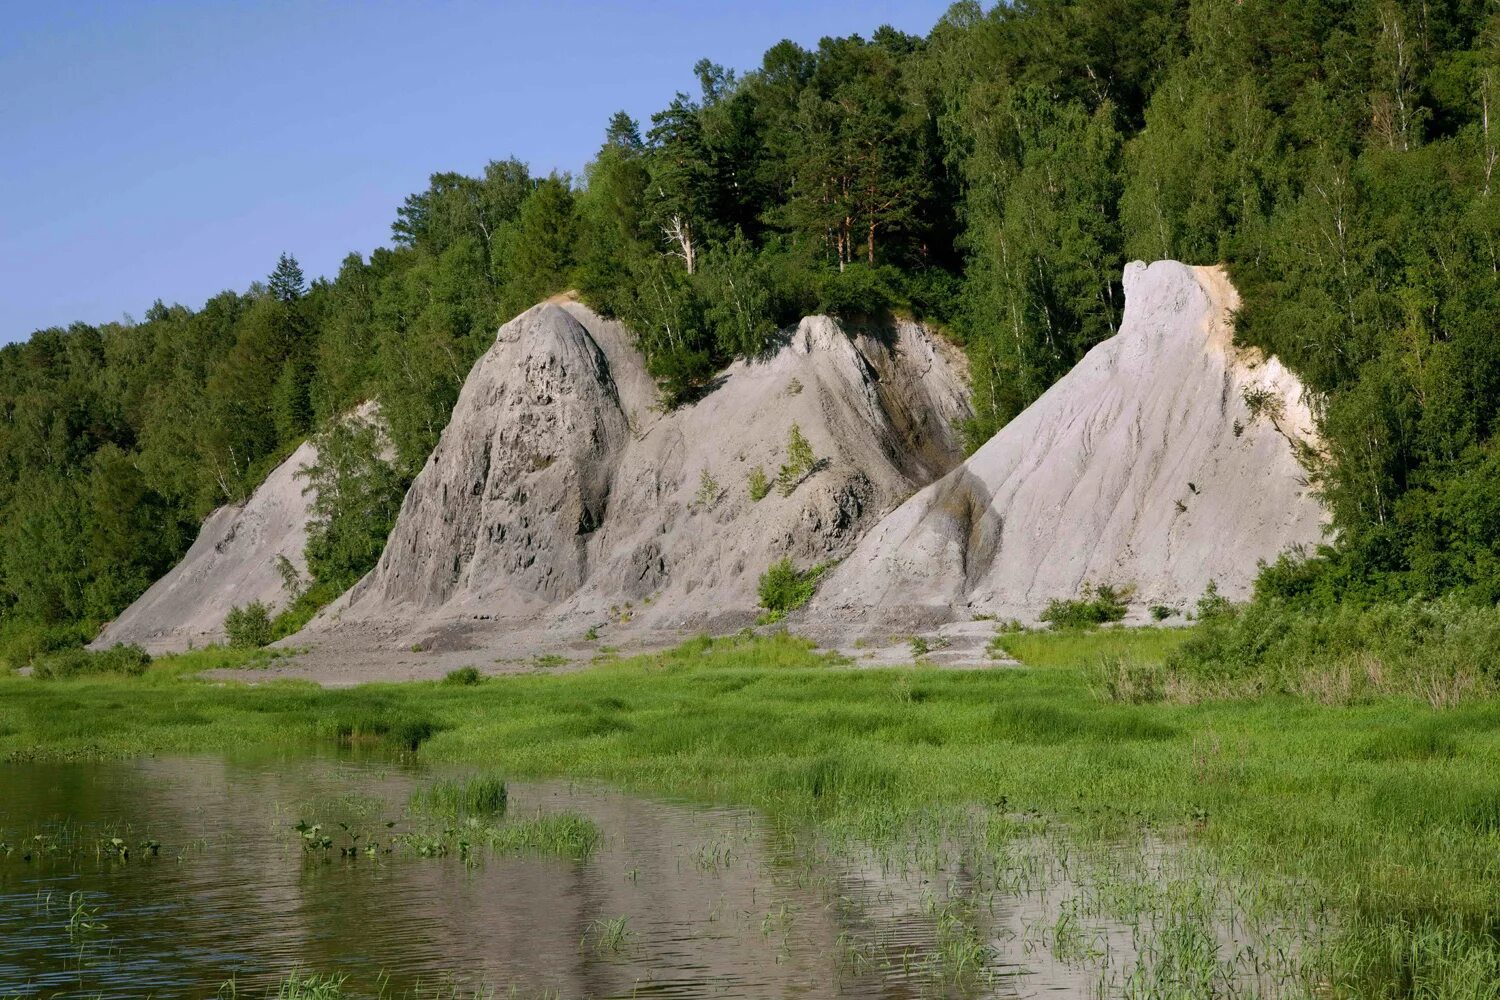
224 602 273 649
693 468 720 508
443 666 483 686
299 418 401 593
776 422 817 497
757 557 827 618
747 466 770 502
31 643 150 681
1038 585 1129 629
411 772 507 818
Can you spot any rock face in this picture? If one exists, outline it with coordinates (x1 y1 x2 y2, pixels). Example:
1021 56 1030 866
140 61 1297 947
811 261 1327 625
303 301 971 649
92 402 383 654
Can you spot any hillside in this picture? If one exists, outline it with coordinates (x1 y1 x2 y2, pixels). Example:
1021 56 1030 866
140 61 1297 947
283 301 969 674
813 261 1326 627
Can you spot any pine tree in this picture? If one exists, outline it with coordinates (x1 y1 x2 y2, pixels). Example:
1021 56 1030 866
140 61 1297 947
268 253 305 302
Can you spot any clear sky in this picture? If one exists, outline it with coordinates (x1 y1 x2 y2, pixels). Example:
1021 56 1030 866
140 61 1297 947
0 0 958 342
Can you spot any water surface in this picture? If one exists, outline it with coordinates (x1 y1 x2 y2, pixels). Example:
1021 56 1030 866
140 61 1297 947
0 754 1298 998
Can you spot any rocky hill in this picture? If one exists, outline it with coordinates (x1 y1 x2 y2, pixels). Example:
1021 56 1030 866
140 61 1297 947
811 261 1327 628
292 301 971 662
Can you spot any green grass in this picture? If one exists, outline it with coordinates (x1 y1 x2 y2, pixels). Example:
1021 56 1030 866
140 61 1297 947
410 772 507 818
1 628 1498 996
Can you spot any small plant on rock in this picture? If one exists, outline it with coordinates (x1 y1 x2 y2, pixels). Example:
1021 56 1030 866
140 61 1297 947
776 422 817 497
757 558 827 622
747 467 770 502
693 468 721 508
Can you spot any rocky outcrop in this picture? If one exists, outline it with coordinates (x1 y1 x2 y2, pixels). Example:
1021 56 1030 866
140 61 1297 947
811 261 1327 626
300 301 971 650
92 402 383 654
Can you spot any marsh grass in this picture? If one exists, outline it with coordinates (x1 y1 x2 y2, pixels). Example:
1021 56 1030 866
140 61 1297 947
4 628 1500 996
410 773 507 818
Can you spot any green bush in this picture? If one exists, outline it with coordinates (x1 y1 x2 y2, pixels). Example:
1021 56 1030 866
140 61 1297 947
33 643 151 680
225 601 274 648
747 467 770 502
757 558 827 620
1039 585 1128 629
776 423 817 497
331 710 440 751
815 263 899 318
442 666 483 686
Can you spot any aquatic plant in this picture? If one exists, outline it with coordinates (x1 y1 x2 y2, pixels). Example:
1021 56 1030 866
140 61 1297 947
411 773 507 819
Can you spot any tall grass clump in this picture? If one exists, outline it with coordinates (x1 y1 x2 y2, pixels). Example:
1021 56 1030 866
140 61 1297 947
1167 597 1500 705
32 643 151 680
411 772 508 818
329 710 440 751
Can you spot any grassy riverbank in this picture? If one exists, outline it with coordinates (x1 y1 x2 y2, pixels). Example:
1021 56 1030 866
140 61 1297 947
2 629 1498 997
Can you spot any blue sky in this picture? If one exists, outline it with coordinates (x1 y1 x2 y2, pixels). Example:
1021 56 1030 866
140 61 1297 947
0 1 957 342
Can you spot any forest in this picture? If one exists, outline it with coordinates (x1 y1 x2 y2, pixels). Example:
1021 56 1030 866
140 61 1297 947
4 0 1500 659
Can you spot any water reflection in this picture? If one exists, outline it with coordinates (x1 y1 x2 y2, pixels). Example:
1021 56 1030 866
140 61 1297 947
0 755 1305 999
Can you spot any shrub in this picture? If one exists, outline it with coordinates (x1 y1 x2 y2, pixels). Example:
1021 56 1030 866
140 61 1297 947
1039 584 1129 629
776 423 818 497
225 601 274 648
1149 604 1177 621
33 643 151 681
815 263 899 317
1194 580 1233 622
693 468 720 508
442 666 482 686
747 467 770 502
757 558 827 620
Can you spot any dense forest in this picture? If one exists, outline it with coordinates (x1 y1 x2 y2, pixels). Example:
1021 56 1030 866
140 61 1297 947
4 0 1500 660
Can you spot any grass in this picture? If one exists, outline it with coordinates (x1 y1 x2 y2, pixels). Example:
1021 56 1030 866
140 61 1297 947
1 629 1499 995
410 772 508 818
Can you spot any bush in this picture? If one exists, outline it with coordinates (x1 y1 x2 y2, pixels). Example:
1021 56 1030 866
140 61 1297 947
1149 604 1177 621
442 666 483 686
757 558 827 620
1039 585 1129 629
33 643 151 681
0 620 93 671
331 710 440 751
747 467 770 502
815 263 899 318
225 601 274 648
776 423 817 497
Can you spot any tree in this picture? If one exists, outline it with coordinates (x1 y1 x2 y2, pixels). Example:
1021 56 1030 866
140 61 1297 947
496 175 578 319
268 253 305 302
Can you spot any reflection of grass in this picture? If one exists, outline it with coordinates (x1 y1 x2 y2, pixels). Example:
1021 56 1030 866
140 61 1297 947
3 628 1500 995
